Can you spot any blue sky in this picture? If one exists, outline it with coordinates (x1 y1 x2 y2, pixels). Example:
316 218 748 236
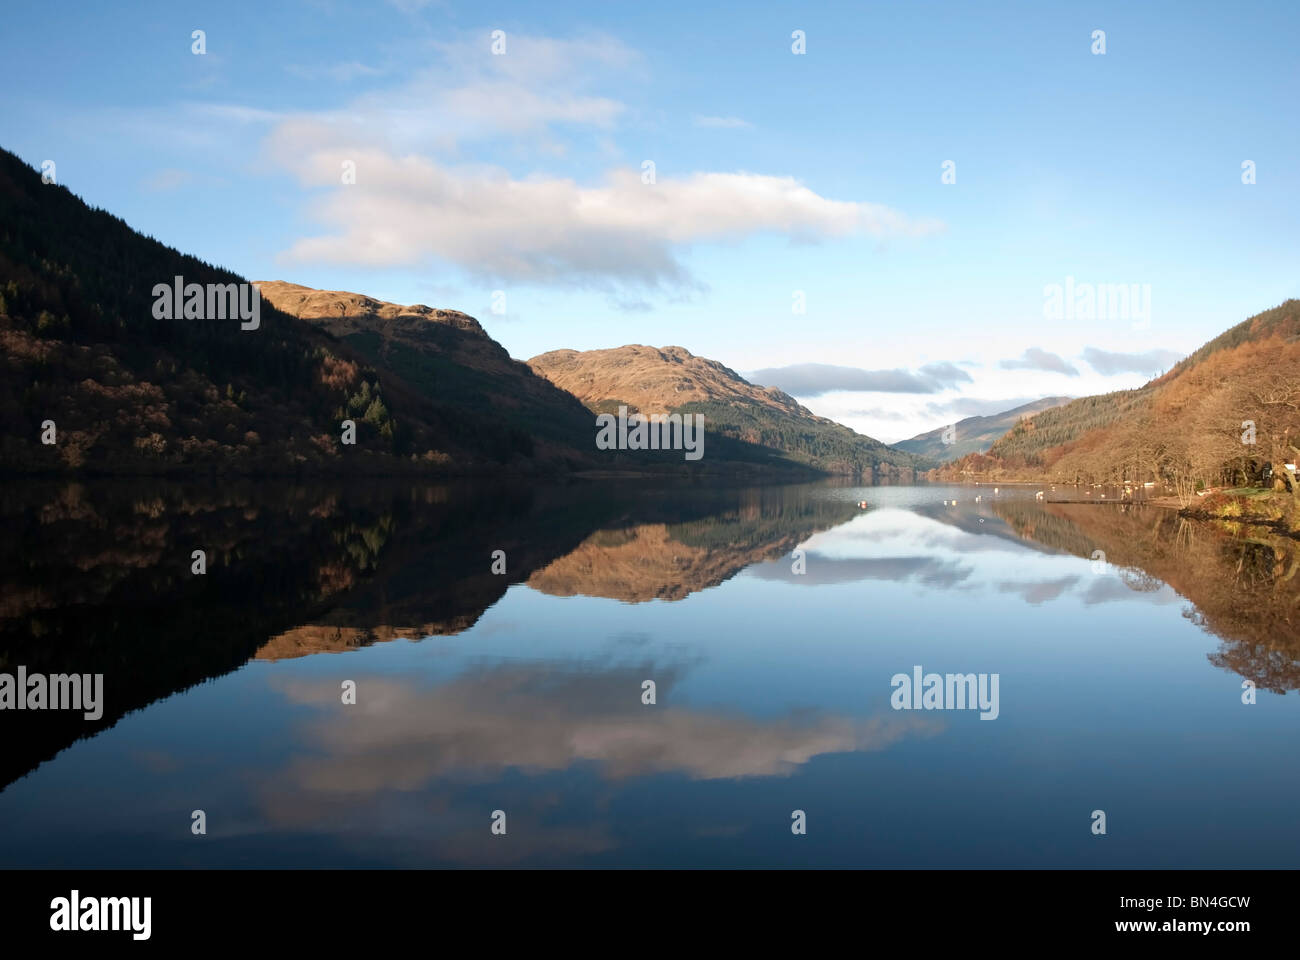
3 0 1297 441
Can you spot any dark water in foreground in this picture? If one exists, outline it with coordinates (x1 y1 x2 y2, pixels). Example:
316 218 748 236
1 480 1297 868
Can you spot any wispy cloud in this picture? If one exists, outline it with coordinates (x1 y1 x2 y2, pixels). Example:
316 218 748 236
999 347 1079 376
692 115 752 129
141 168 194 192
286 61 384 82
919 362 974 387
1082 347 1182 376
261 32 641 160
261 31 942 292
843 407 911 421
388 0 441 12
923 396 1045 418
272 147 943 290
749 361 969 397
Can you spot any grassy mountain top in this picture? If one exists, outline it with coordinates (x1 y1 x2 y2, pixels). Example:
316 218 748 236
255 280 599 467
530 344 809 417
530 343 933 477
253 281 486 335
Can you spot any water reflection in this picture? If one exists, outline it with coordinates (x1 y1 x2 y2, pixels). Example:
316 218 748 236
989 499 1300 693
1 480 1298 867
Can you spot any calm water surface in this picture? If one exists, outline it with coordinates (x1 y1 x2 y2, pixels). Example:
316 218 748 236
1 480 1296 867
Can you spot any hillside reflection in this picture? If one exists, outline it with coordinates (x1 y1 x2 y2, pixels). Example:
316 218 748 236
4 480 1297 796
0 480 854 789
986 501 1300 692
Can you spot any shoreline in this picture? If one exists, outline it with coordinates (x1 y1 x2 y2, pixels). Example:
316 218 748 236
955 479 1300 535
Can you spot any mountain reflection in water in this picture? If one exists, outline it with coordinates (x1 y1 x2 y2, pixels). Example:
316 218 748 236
1 481 1296 867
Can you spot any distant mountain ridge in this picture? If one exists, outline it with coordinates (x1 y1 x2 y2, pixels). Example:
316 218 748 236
893 397 1073 462
529 344 932 477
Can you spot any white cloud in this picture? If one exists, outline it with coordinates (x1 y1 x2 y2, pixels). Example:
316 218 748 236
999 347 1079 376
387 0 445 12
749 361 970 396
254 31 941 292
270 143 945 289
280 32 641 152
286 61 384 82
1082 347 1182 376
693 115 752 129
192 103 282 126
141 168 194 192
925 396 1045 418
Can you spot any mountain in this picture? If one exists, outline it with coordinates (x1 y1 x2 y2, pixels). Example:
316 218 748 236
529 344 932 477
252 281 599 468
892 397 1073 462
0 146 600 475
529 344 809 417
935 301 1300 502
0 147 916 480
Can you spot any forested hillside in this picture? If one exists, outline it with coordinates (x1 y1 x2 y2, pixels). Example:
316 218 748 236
0 147 545 473
936 301 1300 507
